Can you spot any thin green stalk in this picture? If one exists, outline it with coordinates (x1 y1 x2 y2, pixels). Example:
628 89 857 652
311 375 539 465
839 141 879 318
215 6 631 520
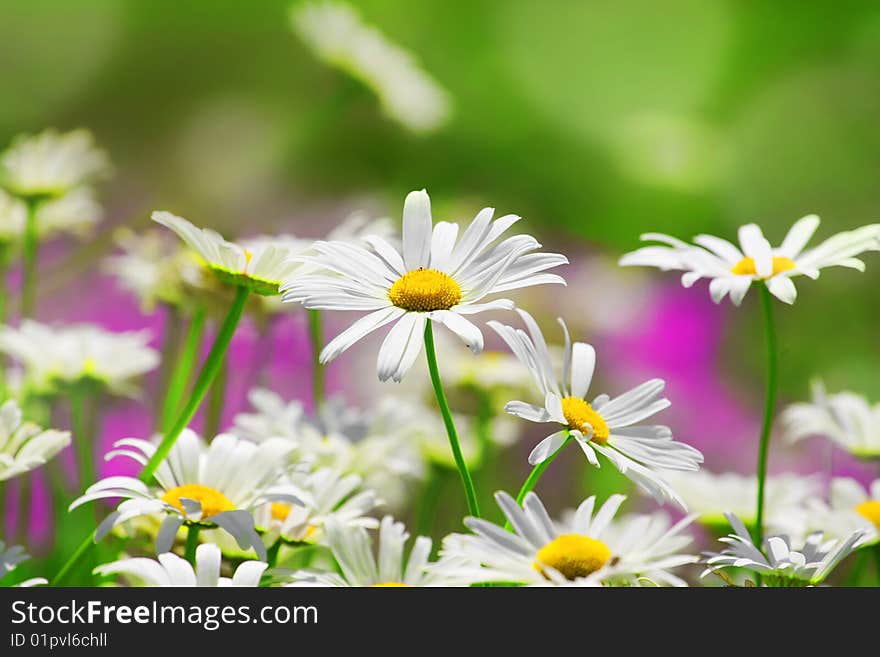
54 287 249 585
204 357 228 438
141 286 249 483
504 434 572 530
69 386 95 493
21 198 41 318
423 321 480 518
266 541 281 569
753 283 778 551
184 524 201 564
154 305 184 424
159 306 206 432
307 309 325 411
874 543 880 587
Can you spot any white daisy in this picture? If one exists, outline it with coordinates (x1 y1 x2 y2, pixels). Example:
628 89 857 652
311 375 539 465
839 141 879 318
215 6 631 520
291 1 451 133
282 189 567 382
94 543 267 587
255 467 379 545
152 211 302 296
805 478 880 546
702 512 864 586
782 380 880 458
656 469 818 538
488 309 702 507
0 187 102 243
619 216 880 305
442 491 698 586
0 321 159 397
69 430 301 560
287 516 467 586
0 399 71 481
0 128 110 200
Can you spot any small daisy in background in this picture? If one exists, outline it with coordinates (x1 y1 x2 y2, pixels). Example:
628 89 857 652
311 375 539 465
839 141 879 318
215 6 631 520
291 0 451 134
702 513 864 587
0 399 70 482
94 543 267 587
286 516 469 587
0 541 47 587
489 309 702 508
619 216 880 305
782 380 880 458
805 478 880 546
443 491 698 586
70 430 301 560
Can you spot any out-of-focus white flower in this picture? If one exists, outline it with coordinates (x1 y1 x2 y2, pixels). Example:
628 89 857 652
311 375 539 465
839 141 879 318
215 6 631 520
0 187 102 243
283 189 567 382
783 380 880 458
656 469 818 539
702 512 864 586
255 467 378 544
0 128 110 200
620 216 880 305
0 399 70 481
291 1 452 133
287 516 469 586
70 430 301 560
443 491 698 586
94 543 267 587
0 321 159 397
1 540 30 578
805 478 880 546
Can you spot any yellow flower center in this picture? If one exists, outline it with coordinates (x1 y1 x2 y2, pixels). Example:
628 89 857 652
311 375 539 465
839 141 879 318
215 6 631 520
244 249 253 267
561 397 609 444
855 500 880 529
371 582 410 587
533 534 612 580
271 502 291 521
730 256 796 277
388 268 462 312
161 484 235 520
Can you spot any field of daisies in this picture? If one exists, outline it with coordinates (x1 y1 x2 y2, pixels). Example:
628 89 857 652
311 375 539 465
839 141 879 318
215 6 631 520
2 2 880 589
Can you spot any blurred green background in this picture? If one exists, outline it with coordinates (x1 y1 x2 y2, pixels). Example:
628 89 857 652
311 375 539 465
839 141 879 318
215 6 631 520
1 0 879 398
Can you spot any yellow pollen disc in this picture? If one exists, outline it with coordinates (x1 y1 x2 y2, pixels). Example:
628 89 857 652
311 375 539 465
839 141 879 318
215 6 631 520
371 582 410 587
561 397 609 444
730 256 796 278
533 534 612 580
271 502 291 522
161 484 235 520
244 249 253 267
855 500 880 529
388 268 462 312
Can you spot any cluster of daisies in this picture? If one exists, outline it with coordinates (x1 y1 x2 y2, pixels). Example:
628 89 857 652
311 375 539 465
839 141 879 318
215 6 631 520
2 114 880 589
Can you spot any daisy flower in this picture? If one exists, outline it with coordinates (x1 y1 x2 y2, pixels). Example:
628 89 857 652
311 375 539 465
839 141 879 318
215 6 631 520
287 516 468 587
282 189 567 382
69 430 300 560
442 491 698 586
0 399 71 481
0 128 110 200
94 543 267 587
0 321 159 397
656 469 817 538
782 380 880 458
0 187 102 243
488 309 702 507
152 211 302 296
255 467 379 545
804 478 880 546
619 215 880 305
702 512 864 586
291 1 451 133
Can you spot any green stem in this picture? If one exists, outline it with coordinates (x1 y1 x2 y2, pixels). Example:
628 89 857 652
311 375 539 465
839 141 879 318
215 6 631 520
154 305 184 425
141 287 249 483
423 321 480 518
69 386 95 492
753 283 778 552
266 541 281 568
21 198 41 318
504 434 572 530
184 524 201 564
874 543 880 587
307 309 325 411
159 306 206 433
54 532 95 585
204 357 228 438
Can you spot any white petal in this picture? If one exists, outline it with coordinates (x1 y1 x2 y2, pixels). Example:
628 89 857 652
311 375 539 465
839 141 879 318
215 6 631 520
569 342 596 399
738 224 773 277
528 430 568 465
431 311 483 354
402 189 432 270
779 214 820 258
766 276 797 304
